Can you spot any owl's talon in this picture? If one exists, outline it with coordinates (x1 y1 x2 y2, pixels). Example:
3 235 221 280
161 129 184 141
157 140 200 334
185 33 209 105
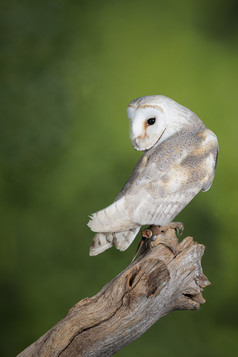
176 226 184 236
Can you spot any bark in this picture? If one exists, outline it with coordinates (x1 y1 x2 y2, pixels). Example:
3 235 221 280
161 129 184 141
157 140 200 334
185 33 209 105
18 225 210 357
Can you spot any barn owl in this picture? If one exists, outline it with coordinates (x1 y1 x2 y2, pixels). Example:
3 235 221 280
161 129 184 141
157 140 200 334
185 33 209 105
88 95 218 256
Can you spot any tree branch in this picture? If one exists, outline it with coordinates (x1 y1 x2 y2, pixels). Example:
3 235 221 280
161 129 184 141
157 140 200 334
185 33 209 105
18 226 210 357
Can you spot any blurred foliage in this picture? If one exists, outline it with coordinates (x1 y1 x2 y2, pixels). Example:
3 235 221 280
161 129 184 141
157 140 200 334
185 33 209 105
0 0 238 356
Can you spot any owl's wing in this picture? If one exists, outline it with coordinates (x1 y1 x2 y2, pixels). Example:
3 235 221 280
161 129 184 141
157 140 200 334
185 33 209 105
132 130 218 226
88 171 201 233
88 128 218 233
131 183 201 227
88 168 196 233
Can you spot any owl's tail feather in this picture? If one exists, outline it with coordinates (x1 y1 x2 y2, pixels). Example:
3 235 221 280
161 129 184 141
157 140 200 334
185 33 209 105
89 227 140 256
89 233 114 256
88 197 133 233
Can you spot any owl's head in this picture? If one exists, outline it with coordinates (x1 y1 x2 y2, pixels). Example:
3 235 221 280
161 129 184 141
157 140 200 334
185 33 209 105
127 95 201 151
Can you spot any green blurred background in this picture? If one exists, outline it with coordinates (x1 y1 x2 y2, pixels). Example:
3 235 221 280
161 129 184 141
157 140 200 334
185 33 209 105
1 0 238 356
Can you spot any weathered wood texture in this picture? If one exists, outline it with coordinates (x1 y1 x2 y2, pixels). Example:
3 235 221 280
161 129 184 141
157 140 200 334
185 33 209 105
18 226 210 357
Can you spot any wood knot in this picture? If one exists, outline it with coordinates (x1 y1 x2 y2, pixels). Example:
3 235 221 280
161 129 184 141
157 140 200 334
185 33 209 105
125 260 170 306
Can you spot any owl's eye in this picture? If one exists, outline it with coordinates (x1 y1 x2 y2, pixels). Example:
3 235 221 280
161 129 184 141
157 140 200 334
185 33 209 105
147 118 156 125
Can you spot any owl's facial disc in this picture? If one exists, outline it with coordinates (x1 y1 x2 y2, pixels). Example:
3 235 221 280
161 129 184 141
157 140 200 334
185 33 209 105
128 106 167 151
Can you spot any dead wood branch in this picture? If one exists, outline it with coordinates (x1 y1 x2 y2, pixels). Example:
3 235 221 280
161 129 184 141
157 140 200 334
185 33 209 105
18 226 210 357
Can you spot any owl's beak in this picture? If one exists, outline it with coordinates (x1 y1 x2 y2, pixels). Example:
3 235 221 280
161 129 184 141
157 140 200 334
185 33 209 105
133 138 144 151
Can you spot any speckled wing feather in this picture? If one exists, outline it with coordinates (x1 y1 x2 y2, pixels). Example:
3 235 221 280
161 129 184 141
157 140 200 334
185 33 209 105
88 127 217 236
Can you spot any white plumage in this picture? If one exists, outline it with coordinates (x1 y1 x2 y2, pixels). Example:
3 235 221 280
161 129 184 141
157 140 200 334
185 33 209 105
88 95 218 256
